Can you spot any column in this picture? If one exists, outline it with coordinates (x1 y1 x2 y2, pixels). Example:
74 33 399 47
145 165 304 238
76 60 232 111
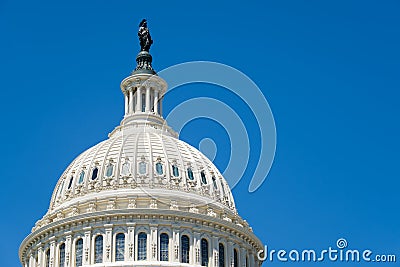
129 89 134 114
212 237 219 267
83 227 91 265
65 232 72 267
50 239 56 267
249 252 255 267
37 246 43 267
240 248 246 267
150 225 158 260
28 253 34 267
105 224 113 263
172 228 180 262
145 87 151 112
136 87 142 112
127 223 136 261
153 91 159 114
227 241 234 267
193 232 200 265
124 93 129 115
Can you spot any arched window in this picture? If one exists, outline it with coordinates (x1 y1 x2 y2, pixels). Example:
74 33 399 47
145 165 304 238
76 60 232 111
75 238 83 267
201 171 207 184
95 235 103 263
141 93 146 112
67 176 74 189
138 232 147 260
172 165 179 177
115 233 125 261
212 176 218 190
91 167 98 180
139 162 147 175
201 238 209 266
156 162 163 175
219 243 225 267
45 249 50 267
59 243 66 267
105 163 114 177
160 233 169 261
233 249 239 267
181 235 189 263
187 167 194 180
78 171 85 184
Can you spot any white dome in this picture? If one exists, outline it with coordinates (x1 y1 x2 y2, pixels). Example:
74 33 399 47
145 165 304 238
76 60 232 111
49 125 236 214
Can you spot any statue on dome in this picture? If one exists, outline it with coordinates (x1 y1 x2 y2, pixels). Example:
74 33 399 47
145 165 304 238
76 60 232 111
138 19 153 52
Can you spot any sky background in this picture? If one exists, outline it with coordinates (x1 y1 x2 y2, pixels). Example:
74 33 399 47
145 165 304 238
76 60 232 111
1 0 399 266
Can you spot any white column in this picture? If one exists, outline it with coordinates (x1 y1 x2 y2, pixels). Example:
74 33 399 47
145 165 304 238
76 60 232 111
65 233 72 267
136 87 142 112
145 87 151 112
127 224 136 261
50 240 56 267
129 89 134 114
83 228 91 265
124 93 129 115
154 91 159 114
193 232 200 265
212 237 219 267
250 252 255 267
227 241 233 267
150 225 158 260
172 228 180 262
105 225 113 263
37 246 43 267
28 253 34 267
240 248 246 267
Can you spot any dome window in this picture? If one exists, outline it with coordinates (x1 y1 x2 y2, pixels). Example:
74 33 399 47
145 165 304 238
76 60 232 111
219 243 225 267
91 167 98 180
67 176 74 189
181 235 190 263
121 159 131 176
115 233 125 261
59 243 66 267
212 176 218 190
139 162 147 175
160 233 169 261
201 238 209 266
187 167 194 180
105 163 114 177
172 164 179 177
75 238 83 267
156 162 163 175
78 171 85 184
138 232 147 260
95 235 103 263
201 171 207 184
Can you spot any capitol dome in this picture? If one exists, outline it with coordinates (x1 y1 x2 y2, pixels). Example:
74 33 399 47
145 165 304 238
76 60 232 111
20 21 263 267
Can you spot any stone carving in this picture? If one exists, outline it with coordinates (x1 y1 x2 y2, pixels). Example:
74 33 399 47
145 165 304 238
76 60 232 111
150 199 157 209
207 208 216 217
87 201 97 213
189 204 199 214
128 198 137 209
170 200 178 210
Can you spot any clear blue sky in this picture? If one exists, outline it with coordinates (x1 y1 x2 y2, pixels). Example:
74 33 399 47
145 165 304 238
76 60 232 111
1 1 399 266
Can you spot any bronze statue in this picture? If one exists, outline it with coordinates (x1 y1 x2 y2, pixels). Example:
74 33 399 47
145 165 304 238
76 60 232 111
138 19 153 52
